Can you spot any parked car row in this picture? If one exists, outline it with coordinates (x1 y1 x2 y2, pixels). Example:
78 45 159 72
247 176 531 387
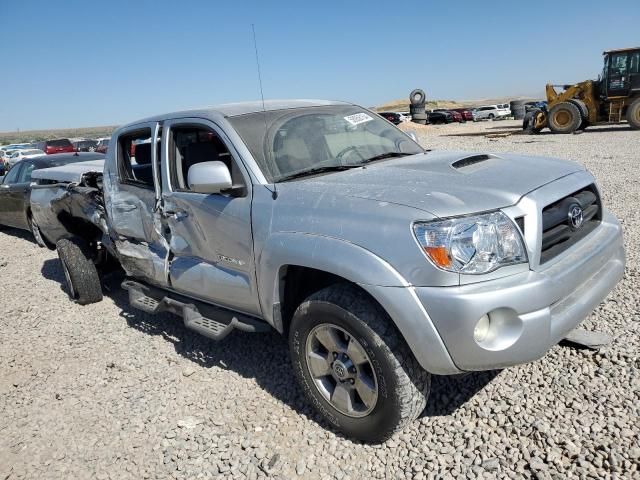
378 104 512 126
0 134 112 175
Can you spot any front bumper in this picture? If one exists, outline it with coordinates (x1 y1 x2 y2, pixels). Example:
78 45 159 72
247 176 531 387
414 210 625 371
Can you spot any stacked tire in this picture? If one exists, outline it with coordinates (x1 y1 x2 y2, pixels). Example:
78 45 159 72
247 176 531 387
409 89 427 125
510 100 527 120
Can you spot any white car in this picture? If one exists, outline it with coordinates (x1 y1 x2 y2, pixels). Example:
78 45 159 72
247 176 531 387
396 112 412 122
472 105 511 121
6 149 45 168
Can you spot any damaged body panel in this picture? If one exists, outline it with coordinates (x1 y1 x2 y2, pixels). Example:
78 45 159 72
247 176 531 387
31 161 108 248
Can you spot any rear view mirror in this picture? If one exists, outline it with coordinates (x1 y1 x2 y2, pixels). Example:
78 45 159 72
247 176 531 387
187 161 232 194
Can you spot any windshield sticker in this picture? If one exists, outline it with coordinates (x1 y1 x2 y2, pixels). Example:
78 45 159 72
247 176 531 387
343 113 374 126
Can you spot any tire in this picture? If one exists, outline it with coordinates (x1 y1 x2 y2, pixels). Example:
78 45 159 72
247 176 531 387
28 214 47 248
626 97 640 130
548 102 582 134
510 101 527 120
409 89 426 106
522 109 543 134
409 104 425 115
56 237 103 305
568 99 589 129
488 113 495 120
289 284 430 443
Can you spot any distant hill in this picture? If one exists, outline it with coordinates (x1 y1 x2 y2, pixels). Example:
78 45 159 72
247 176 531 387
0 125 117 145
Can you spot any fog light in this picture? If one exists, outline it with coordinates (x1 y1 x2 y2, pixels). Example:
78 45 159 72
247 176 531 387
474 314 490 343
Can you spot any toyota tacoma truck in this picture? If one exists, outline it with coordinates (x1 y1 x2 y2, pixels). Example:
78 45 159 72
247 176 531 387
29 100 625 442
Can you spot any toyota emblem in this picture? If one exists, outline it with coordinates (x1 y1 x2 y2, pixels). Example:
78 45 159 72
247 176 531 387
568 204 584 230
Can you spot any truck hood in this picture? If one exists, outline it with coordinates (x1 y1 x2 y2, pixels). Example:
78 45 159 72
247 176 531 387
290 151 584 217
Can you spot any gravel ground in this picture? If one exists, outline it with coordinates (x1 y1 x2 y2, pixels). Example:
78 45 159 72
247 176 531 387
1 120 638 479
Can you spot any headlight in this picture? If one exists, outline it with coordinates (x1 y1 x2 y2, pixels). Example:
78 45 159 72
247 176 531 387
413 211 527 274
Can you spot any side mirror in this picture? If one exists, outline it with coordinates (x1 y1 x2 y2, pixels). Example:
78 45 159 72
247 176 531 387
187 161 232 194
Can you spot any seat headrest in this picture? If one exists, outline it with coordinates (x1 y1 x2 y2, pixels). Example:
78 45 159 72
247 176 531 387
185 142 219 166
135 142 152 165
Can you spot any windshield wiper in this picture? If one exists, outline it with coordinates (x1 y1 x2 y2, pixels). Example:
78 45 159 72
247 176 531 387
277 164 363 182
360 152 415 164
359 152 414 164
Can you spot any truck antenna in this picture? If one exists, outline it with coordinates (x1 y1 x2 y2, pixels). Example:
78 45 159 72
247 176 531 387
251 24 277 199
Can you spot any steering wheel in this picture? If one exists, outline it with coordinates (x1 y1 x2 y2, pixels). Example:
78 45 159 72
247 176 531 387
336 146 366 161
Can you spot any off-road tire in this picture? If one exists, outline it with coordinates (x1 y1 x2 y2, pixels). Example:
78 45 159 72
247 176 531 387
548 102 582 133
523 109 543 134
626 97 640 130
289 284 430 443
568 99 589 130
409 89 426 106
56 237 103 305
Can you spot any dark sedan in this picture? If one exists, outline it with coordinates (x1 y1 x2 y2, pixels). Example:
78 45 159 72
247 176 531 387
0 152 104 242
427 110 454 124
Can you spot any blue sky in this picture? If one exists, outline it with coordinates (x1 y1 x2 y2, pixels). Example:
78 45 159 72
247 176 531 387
1 0 638 131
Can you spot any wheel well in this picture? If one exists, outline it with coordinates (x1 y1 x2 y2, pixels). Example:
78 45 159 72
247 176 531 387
279 266 353 335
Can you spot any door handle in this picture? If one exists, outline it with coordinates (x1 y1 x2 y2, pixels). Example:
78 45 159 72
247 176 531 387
114 204 137 212
164 210 188 220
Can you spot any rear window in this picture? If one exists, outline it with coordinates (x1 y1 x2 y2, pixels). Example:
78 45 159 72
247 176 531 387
48 139 72 147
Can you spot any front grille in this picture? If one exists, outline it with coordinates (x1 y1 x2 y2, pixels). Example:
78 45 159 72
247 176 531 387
540 185 601 264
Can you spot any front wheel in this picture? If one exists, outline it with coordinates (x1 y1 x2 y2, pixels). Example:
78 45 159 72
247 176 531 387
548 101 582 133
56 237 103 305
289 284 430 443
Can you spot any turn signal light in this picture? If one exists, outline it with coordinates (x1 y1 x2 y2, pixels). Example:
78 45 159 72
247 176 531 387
424 246 452 269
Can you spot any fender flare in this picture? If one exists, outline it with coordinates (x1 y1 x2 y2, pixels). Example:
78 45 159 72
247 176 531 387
257 232 409 326
256 232 459 375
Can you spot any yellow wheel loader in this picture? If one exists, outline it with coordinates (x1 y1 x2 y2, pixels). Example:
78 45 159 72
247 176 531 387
524 47 640 134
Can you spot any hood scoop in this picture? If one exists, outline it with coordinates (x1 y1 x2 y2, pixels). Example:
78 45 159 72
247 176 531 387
451 154 498 171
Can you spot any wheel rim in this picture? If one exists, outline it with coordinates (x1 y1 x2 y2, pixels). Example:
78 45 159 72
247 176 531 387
305 323 378 418
554 109 571 127
61 259 76 299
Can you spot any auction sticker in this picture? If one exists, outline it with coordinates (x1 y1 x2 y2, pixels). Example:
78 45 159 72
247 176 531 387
344 113 374 126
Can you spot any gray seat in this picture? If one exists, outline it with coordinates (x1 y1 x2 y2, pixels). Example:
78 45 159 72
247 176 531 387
133 143 154 186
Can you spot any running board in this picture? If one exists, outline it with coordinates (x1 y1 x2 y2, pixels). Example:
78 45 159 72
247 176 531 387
121 279 270 341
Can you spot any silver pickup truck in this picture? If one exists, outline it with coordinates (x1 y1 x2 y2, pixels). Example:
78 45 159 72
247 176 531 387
30 100 625 442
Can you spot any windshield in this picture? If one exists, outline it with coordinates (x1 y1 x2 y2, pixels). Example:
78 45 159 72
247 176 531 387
228 105 424 182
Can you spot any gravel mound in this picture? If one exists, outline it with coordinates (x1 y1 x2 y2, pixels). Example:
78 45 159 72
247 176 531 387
1 121 638 479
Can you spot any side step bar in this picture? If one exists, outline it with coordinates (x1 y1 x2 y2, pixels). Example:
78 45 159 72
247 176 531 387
121 279 271 341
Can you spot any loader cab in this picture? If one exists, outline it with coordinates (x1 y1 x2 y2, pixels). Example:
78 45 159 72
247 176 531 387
602 48 640 98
